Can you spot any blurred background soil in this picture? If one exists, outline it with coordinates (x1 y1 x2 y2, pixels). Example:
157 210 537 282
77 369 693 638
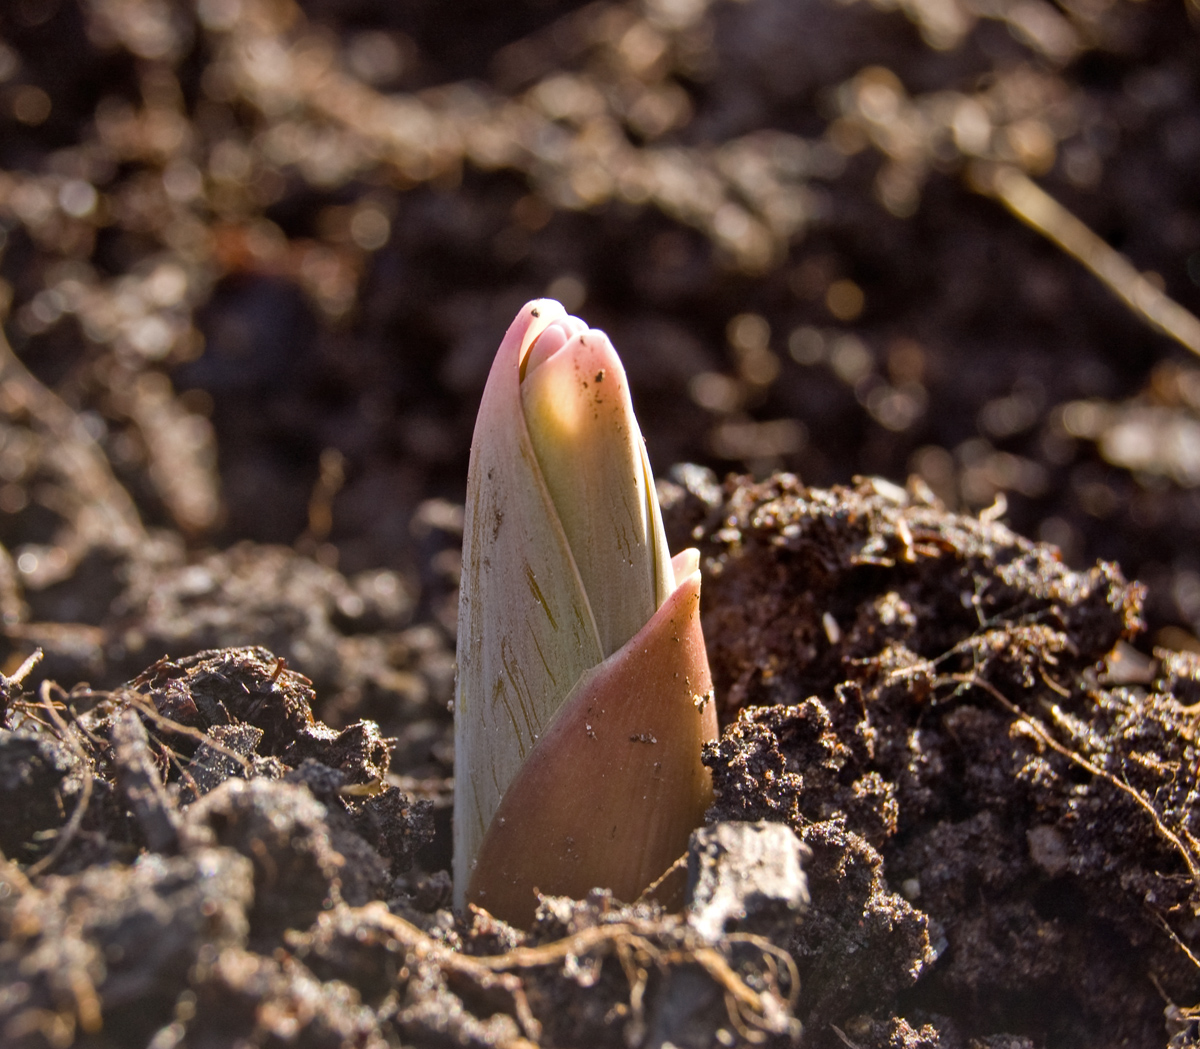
1 0 1199 661
1 0 1200 1044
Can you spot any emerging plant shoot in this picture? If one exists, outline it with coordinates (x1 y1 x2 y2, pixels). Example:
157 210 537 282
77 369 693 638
454 299 717 925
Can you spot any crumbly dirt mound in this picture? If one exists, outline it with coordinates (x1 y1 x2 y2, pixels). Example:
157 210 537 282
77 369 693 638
2 477 1197 1048
666 471 1199 1047
0 637 801 1048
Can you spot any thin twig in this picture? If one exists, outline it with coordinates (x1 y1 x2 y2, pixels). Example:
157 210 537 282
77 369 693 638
26 682 94 877
0 327 146 552
969 161 1200 357
724 989 768 1044
727 931 802 1009
3 648 43 688
370 906 540 1042
831 1024 866 1049
477 919 794 1037
941 672 1200 888
112 690 253 774
1146 905 1200 972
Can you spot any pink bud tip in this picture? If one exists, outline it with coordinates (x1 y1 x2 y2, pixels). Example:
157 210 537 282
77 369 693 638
521 316 589 379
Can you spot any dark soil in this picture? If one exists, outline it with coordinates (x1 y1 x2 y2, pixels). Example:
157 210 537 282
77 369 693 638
1 0 1200 1045
2 478 1198 1047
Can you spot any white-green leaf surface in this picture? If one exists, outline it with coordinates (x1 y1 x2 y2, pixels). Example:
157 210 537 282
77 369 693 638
453 300 604 907
520 322 673 658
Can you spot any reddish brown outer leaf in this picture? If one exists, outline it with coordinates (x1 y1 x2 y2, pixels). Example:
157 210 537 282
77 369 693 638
467 561 718 926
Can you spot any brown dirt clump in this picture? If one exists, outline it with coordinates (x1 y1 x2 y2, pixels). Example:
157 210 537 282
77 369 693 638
665 470 1198 1047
